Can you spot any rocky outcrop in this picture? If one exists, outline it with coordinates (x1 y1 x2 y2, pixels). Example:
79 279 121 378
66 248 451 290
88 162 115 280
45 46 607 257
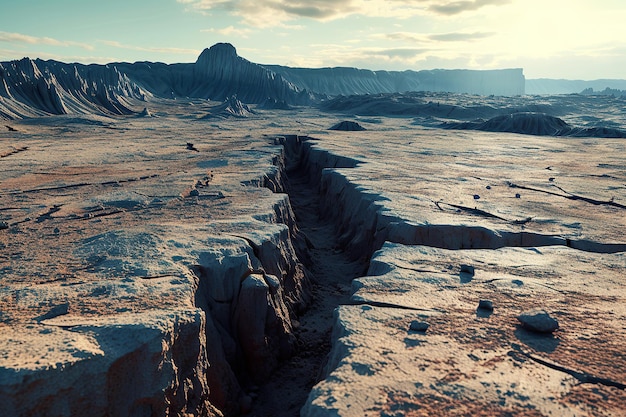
0 58 146 119
200 96 256 119
191 43 313 105
0 310 217 417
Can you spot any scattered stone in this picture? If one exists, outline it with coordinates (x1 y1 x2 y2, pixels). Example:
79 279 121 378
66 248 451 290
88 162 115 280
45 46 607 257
0 221 8 230
181 186 200 198
409 320 430 332
478 299 493 311
517 309 559 333
36 303 70 322
486 185 491 189
460 264 475 276
186 142 199 152
515 193 521 198
473 194 480 199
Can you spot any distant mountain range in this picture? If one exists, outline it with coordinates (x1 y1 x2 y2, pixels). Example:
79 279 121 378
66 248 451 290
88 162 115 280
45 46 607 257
526 79 626 95
0 42 623 120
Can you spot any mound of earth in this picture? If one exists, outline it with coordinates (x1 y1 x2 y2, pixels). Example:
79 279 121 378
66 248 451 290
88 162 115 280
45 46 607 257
476 112 570 135
329 120 366 131
443 112 626 138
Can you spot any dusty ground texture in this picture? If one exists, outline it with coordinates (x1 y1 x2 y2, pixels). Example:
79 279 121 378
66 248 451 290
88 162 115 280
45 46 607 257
1 96 625 416
302 244 626 416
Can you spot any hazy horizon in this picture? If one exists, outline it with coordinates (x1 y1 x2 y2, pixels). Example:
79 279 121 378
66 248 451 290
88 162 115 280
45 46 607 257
1 0 624 80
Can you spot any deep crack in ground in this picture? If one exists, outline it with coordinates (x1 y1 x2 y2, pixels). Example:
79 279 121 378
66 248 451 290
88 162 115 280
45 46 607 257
247 154 365 417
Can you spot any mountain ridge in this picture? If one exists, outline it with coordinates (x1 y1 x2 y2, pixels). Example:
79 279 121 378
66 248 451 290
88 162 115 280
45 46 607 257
0 42 530 120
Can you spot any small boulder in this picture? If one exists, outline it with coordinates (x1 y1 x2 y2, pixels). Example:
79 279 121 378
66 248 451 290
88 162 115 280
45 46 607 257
517 309 559 333
460 264 475 276
409 320 430 332
36 302 70 322
478 299 493 311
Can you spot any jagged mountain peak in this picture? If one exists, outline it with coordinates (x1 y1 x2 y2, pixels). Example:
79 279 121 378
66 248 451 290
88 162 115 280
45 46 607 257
196 42 239 65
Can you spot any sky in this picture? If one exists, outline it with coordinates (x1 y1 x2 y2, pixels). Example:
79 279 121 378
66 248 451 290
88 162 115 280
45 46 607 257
0 0 624 80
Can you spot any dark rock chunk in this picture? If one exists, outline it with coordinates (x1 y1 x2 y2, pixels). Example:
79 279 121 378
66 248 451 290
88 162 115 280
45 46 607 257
36 303 70 322
329 121 366 131
478 299 493 311
460 264 475 276
409 320 430 332
517 309 559 333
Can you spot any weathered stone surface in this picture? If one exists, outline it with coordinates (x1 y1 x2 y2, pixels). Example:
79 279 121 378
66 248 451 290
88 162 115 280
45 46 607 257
517 309 559 333
0 105 312 416
303 244 626 416
2 98 626 416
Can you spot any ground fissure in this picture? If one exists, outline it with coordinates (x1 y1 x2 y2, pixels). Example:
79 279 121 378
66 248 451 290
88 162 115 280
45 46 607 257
246 138 367 416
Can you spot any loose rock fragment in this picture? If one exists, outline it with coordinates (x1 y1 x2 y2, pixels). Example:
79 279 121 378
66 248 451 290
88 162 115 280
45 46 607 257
409 320 430 332
517 309 559 333
36 302 70 322
478 299 493 311
0 221 8 230
460 264 475 276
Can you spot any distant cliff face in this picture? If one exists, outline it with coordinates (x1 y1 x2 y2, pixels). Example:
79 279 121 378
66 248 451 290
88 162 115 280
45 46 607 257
0 42 526 120
266 66 525 96
190 43 312 104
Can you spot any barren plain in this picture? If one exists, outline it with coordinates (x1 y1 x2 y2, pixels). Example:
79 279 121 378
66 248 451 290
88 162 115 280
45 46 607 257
1 96 625 416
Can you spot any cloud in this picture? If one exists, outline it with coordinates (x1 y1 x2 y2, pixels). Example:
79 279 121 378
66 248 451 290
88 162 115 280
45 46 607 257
201 26 253 38
374 48 429 58
376 31 495 44
426 0 511 16
177 0 512 27
285 43 434 69
178 0 358 27
428 31 495 41
380 32 429 43
0 31 94 50
99 40 199 55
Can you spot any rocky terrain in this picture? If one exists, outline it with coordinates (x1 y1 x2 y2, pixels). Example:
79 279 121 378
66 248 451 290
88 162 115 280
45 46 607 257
0 93 625 416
